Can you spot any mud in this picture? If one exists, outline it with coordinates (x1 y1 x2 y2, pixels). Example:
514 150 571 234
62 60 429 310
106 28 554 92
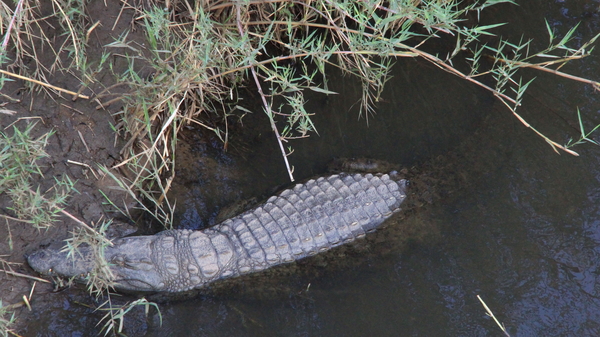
0 0 150 330
0 0 344 330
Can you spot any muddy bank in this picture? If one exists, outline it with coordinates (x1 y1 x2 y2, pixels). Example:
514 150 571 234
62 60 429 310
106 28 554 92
0 0 146 330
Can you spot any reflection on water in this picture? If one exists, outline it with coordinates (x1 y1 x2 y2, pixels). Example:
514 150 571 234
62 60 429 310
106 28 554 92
22 0 600 335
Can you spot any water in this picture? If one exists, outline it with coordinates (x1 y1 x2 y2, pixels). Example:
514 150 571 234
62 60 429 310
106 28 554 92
159 1 600 335
22 0 600 335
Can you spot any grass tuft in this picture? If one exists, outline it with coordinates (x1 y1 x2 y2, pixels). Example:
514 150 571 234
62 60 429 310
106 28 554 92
62 219 116 298
0 300 15 337
0 123 76 231
96 298 162 336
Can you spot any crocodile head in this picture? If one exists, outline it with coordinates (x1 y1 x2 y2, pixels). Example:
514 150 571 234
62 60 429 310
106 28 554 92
27 234 199 293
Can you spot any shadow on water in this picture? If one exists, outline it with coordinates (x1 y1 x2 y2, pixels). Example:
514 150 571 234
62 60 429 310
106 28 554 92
168 53 491 231
22 0 600 335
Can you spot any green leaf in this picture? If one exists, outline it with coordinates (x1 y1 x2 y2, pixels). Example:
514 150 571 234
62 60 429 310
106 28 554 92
472 22 507 36
558 22 580 47
536 53 559 58
545 19 554 43
308 87 338 95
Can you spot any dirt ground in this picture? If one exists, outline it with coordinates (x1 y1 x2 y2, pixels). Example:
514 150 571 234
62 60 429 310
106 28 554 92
0 0 157 331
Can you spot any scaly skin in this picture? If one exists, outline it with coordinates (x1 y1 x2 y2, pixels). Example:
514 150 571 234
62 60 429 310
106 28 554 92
28 172 407 293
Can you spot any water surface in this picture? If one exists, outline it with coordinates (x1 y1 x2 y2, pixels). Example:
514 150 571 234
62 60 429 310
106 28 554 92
22 0 600 335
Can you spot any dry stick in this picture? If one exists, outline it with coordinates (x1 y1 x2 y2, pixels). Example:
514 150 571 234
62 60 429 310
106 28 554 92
50 0 79 67
77 130 91 153
86 20 101 42
208 0 285 12
1 270 50 284
0 69 90 99
28 282 36 306
404 47 517 105
95 96 125 109
8 330 24 337
1 299 25 312
504 59 600 88
95 82 131 99
72 84 89 102
112 0 128 30
235 3 295 182
496 96 579 156
66 160 99 179
252 66 295 182
477 295 511 337
1 0 24 51
156 175 174 205
59 209 113 246
0 214 27 223
61 103 85 115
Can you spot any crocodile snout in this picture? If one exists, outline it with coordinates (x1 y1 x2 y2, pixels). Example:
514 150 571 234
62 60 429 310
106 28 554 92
27 249 56 275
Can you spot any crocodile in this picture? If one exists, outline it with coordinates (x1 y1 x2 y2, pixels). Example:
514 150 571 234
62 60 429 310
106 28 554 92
27 172 407 293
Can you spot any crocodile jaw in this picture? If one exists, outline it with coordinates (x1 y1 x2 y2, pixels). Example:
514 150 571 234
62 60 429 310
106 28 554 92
27 238 169 292
27 248 93 278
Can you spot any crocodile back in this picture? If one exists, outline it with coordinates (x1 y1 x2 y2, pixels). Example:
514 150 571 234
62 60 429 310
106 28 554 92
214 173 407 276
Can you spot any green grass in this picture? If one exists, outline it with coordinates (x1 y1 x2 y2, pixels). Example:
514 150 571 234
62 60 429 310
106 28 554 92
0 123 76 234
104 0 599 191
63 219 116 298
0 300 15 337
97 298 161 336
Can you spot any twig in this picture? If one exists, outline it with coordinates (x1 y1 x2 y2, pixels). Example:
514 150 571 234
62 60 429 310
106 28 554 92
501 58 600 88
8 330 24 337
77 130 91 153
1 0 24 52
406 47 517 105
477 295 510 337
0 69 90 99
95 96 125 110
3 116 43 130
50 0 80 67
67 160 99 179
235 3 295 181
60 103 85 115
59 209 113 246
0 214 30 223
496 96 579 156
1 270 50 284
28 282 36 302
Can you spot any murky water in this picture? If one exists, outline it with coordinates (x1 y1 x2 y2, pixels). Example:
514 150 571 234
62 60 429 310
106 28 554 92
158 2 600 336
22 0 600 335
